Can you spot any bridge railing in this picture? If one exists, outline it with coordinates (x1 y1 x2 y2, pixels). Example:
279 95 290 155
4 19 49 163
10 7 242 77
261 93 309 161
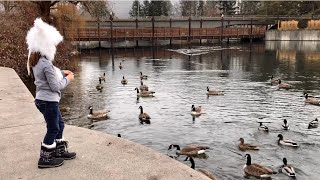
65 27 266 41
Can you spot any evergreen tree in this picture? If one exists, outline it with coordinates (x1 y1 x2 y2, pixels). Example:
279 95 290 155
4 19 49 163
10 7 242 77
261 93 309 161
142 0 150 17
204 1 218 17
197 0 204 17
217 0 237 15
161 0 172 16
180 1 197 16
129 0 142 17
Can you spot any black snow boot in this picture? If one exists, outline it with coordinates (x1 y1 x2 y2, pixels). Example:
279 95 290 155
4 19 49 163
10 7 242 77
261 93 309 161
38 143 64 168
55 140 76 160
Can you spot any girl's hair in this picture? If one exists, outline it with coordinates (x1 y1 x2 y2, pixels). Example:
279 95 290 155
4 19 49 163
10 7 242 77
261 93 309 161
29 52 41 67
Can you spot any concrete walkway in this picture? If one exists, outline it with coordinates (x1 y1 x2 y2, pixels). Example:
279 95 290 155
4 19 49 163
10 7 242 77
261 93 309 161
0 67 210 180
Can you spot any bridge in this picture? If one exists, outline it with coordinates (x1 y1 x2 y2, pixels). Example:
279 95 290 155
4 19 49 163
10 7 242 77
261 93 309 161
63 15 315 46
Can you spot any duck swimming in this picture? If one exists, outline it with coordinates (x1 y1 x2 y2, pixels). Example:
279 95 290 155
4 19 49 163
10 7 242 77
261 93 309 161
168 144 209 156
282 119 289 130
304 93 320 106
278 79 292 90
238 138 259 151
258 122 269 132
277 134 298 147
279 157 296 178
308 118 318 129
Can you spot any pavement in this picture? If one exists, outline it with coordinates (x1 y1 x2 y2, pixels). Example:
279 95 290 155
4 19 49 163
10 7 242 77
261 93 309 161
0 67 210 180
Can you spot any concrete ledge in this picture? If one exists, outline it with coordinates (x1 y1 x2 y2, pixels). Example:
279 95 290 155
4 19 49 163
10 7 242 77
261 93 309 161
0 67 210 180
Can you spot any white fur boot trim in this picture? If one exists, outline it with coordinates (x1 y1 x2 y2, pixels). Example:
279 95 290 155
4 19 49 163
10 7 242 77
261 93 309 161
42 142 56 149
55 137 65 142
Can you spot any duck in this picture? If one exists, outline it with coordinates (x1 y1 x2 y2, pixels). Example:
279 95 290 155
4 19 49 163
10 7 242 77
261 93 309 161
238 138 259 151
243 154 273 179
140 72 148 80
138 106 151 123
96 79 103 91
191 106 201 117
282 119 289 130
279 158 296 178
139 81 149 91
121 76 128 85
270 75 280 85
206 86 224 95
191 105 202 113
87 106 109 120
168 144 209 156
134 87 155 97
184 157 217 180
304 93 320 106
99 73 106 82
277 134 298 147
258 122 269 132
308 118 319 129
119 62 123 69
278 79 292 90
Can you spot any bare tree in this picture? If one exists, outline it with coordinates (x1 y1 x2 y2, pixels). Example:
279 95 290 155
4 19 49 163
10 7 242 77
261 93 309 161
0 1 17 12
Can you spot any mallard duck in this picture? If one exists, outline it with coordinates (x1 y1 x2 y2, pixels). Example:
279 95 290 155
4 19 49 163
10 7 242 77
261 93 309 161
87 106 109 120
139 81 149 91
243 154 273 179
258 122 269 132
270 75 280 85
138 106 151 123
117 134 121 138
96 79 103 91
168 144 209 156
121 76 128 85
119 62 123 69
305 93 320 106
238 138 259 151
206 86 224 95
140 72 148 80
184 157 217 180
191 106 201 116
277 134 298 147
279 158 296 178
99 73 106 82
134 87 155 97
278 79 292 90
282 119 289 130
308 118 318 129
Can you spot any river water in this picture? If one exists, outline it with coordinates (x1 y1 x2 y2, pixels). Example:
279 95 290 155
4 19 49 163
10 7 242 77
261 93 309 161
61 42 320 180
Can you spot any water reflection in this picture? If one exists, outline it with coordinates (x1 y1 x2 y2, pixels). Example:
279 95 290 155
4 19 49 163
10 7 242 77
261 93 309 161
61 42 320 179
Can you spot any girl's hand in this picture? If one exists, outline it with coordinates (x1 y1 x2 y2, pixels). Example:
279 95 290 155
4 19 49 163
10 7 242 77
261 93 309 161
63 70 73 75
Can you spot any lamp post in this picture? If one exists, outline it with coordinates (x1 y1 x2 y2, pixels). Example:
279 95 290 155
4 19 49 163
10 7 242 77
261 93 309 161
110 12 114 65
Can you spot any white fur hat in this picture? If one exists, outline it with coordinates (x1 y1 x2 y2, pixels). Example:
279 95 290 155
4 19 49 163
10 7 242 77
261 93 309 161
26 18 63 75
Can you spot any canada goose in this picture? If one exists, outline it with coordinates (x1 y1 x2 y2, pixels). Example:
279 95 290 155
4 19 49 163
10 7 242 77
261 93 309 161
206 86 224 95
270 75 280 85
238 138 259 151
184 157 217 180
138 106 151 123
191 106 201 116
243 154 273 179
99 73 106 82
308 118 318 129
121 76 128 85
277 134 298 147
134 87 155 97
119 62 123 69
87 106 109 120
168 144 209 156
305 93 320 106
258 122 269 132
191 105 202 113
96 79 103 91
282 119 289 130
279 158 296 178
140 72 148 80
278 79 292 90
139 81 149 91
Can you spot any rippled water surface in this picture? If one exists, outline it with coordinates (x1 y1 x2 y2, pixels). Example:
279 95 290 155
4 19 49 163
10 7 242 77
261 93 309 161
61 42 320 180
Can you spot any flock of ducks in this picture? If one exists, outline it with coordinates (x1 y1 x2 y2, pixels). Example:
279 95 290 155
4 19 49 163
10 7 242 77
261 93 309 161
85 61 319 179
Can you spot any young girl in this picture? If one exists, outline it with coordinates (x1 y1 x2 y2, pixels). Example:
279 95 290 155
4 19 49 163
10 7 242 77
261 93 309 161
26 18 76 168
